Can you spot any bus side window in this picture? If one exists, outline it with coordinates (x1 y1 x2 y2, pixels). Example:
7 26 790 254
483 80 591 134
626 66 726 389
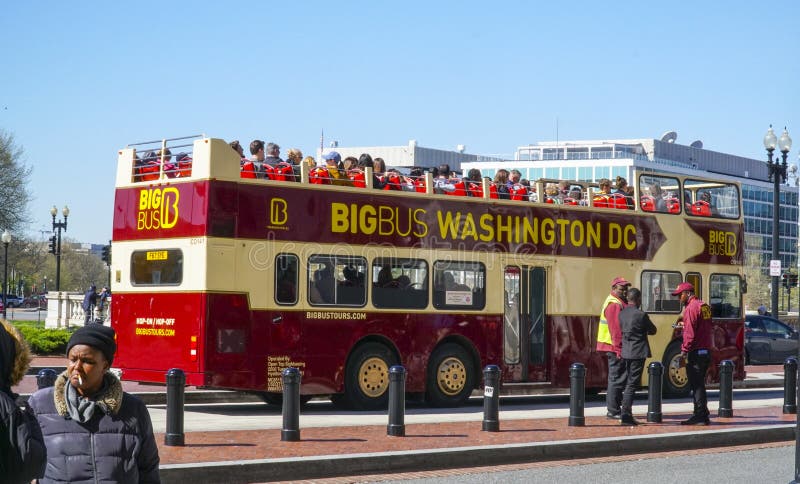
274 254 298 305
372 259 429 309
640 270 682 313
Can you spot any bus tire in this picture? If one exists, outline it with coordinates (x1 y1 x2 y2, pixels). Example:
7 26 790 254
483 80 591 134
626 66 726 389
662 341 690 398
426 343 476 408
344 342 398 410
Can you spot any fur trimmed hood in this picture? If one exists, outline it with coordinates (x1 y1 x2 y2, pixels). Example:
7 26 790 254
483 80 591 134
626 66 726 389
0 319 31 390
53 370 123 417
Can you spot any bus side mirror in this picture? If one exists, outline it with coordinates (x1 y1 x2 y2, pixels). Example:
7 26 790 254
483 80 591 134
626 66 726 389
740 278 747 295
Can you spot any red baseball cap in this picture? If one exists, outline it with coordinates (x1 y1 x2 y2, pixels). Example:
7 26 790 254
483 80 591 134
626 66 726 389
671 282 694 296
611 277 631 288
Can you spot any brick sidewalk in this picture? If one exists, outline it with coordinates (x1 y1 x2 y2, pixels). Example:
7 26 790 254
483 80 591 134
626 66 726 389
154 406 797 465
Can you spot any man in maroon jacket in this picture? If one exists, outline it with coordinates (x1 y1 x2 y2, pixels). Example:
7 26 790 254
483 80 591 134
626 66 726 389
672 282 713 425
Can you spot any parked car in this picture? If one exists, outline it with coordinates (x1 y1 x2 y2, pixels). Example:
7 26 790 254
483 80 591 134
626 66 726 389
0 294 23 308
744 314 800 364
22 294 46 309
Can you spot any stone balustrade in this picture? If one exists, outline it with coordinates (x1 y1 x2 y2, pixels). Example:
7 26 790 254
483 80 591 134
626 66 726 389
45 292 110 329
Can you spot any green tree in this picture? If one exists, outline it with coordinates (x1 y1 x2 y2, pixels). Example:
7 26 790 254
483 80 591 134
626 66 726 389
0 130 32 233
743 235 771 312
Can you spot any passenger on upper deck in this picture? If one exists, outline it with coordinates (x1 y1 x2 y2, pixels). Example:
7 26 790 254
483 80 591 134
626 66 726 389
374 158 387 178
492 170 511 200
614 176 635 209
157 148 177 178
465 168 483 197
286 148 303 182
649 183 668 212
433 164 457 194
229 140 247 161
264 143 283 165
509 170 522 190
248 139 267 179
321 152 348 186
355 153 385 189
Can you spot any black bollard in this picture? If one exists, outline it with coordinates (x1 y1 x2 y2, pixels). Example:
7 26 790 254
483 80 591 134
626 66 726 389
281 367 301 442
647 361 663 423
482 365 501 432
784 357 798 414
36 368 57 390
387 366 406 437
164 368 185 446
568 363 585 427
718 359 734 418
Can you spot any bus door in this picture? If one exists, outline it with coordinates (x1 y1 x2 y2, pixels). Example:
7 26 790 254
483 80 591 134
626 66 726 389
503 266 547 382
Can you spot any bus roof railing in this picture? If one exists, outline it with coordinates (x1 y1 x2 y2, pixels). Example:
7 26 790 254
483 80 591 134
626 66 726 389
127 134 204 148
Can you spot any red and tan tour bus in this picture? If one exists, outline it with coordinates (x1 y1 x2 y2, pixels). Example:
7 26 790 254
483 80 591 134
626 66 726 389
110 136 745 409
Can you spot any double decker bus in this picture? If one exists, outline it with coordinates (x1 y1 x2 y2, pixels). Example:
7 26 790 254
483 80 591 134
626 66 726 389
110 136 745 409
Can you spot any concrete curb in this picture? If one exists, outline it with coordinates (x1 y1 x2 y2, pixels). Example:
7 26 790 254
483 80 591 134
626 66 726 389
158 424 795 483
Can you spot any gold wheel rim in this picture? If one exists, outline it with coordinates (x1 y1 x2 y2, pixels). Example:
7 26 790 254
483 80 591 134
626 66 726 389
436 356 467 396
668 355 688 388
358 357 390 398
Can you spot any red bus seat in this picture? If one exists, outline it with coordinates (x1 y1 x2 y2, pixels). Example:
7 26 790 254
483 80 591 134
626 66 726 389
414 178 426 193
177 156 192 177
610 193 629 210
309 167 330 184
467 182 483 198
272 162 295 182
139 163 160 182
666 197 680 214
383 174 404 190
349 171 366 188
240 161 257 179
692 200 712 216
488 184 499 199
447 180 467 196
593 194 610 208
510 184 528 201
640 195 655 212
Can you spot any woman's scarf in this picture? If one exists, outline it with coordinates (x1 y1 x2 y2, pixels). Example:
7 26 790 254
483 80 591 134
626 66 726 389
64 373 111 423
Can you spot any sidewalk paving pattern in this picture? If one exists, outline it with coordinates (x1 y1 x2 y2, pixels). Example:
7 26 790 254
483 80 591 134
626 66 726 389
16 358 798 482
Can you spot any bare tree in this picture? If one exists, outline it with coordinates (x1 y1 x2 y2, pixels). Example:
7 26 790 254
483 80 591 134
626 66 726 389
0 130 32 233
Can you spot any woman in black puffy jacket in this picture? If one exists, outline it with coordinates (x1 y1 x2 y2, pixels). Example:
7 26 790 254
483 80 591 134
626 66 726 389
28 324 160 483
0 319 46 483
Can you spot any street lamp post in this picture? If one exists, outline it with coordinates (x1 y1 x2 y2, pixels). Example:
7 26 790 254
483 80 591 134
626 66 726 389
50 205 69 292
2 230 10 320
764 126 792 316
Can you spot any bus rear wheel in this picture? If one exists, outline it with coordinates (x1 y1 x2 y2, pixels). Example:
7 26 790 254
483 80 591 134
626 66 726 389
426 343 476 407
344 342 398 410
663 341 690 397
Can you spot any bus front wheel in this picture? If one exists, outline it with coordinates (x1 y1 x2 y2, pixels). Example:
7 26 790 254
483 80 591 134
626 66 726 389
426 343 476 407
344 342 398 410
662 341 690 397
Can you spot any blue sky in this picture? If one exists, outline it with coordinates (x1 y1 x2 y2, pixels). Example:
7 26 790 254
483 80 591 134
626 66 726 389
1 1 798 244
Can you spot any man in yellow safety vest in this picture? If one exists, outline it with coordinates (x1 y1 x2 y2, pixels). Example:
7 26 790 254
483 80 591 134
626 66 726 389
596 276 631 419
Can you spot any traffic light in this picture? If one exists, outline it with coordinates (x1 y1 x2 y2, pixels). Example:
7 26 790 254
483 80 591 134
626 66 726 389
47 236 56 255
101 244 111 265
791 273 799 288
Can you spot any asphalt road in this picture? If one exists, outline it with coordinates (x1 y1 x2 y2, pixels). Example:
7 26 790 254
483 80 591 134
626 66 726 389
376 444 795 484
6 307 46 322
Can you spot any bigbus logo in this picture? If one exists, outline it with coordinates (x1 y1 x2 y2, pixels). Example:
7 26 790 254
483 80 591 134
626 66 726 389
137 187 180 230
269 198 288 226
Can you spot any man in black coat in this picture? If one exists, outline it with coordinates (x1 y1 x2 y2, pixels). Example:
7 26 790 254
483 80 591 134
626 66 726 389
618 287 657 426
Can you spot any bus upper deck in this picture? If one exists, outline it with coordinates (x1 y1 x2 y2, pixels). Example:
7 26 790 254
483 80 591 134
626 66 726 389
117 137 742 223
